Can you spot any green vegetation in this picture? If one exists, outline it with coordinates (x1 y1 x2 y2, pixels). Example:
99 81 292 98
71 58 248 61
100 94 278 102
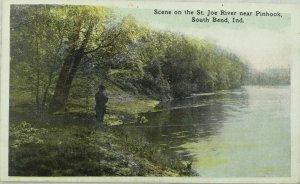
10 121 194 176
9 5 249 176
10 5 248 112
246 68 290 85
10 87 195 176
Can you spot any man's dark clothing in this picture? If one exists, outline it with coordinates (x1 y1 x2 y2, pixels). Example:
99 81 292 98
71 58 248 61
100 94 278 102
95 91 108 124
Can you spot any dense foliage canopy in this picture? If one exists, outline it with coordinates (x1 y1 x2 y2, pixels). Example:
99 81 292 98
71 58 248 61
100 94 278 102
9 5 290 177
10 5 249 112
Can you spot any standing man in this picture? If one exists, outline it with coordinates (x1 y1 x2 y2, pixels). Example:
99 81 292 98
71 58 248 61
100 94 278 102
95 85 108 126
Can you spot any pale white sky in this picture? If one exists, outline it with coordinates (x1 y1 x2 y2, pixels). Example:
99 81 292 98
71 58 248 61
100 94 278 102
175 26 292 71
115 5 292 71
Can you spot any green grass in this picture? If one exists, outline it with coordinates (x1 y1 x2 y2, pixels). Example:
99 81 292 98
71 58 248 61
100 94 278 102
108 98 159 114
9 121 193 176
106 97 159 124
9 84 195 176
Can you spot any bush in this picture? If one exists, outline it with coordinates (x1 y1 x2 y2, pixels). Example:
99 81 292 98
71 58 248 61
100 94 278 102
9 121 191 176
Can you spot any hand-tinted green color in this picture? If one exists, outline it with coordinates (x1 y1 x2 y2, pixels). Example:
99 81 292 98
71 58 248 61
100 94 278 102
10 5 248 114
246 68 290 85
9 121 193 176
9 5 290 177
120 86 290 177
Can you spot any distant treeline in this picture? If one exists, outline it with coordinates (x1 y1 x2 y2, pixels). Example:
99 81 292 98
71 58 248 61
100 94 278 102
246 68 290 86
10 5 248 111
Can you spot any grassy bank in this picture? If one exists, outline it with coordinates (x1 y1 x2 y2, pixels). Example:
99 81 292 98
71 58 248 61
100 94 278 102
9 88 196 176
9 121 193 176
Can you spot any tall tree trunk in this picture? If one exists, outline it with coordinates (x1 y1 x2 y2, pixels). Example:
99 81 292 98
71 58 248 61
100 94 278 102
34 7 40 111
36 70 40 110
42 38 64 111
49 24 94 112
41 70 53 111
48 55 73 112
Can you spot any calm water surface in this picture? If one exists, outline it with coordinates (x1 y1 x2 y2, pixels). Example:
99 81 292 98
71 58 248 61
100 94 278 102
120 86 290 177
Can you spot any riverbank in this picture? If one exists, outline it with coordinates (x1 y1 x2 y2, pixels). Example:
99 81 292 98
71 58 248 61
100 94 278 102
9 87 197 176
10 120 194 176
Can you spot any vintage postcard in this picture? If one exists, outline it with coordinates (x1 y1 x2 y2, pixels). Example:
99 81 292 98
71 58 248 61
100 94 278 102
0 0 300 183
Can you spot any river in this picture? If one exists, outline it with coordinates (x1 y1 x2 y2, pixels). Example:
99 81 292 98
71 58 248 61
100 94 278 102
120 86 290 177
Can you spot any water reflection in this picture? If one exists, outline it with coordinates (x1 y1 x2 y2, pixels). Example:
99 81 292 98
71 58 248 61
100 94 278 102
119 88 249 160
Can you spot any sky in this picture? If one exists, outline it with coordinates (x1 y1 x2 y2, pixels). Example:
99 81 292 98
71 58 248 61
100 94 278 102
177 26 292 71
112 4 292 71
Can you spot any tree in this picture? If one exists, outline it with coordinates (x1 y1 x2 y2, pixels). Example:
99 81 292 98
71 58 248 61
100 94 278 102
10 5 249 112
49 8 146 112
10 5 63 111
47 6 113 111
